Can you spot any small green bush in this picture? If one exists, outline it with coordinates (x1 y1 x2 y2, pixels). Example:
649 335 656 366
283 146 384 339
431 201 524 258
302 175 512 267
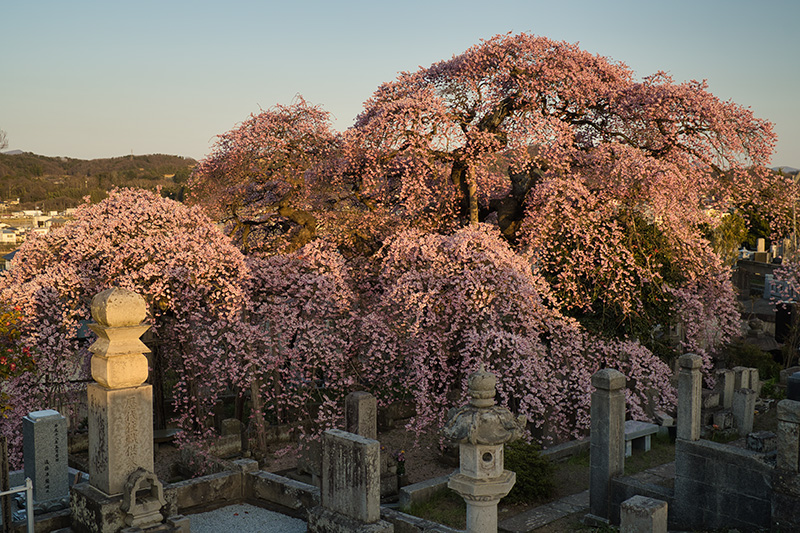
503 439 555 503
725 341 781 381
404 489 465 529
761 377 786 401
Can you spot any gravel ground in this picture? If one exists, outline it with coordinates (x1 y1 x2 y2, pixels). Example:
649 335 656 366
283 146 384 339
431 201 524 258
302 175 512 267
188 503 306 533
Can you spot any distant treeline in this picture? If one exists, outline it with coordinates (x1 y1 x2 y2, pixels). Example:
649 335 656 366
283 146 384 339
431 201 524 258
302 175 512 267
0 152 196 210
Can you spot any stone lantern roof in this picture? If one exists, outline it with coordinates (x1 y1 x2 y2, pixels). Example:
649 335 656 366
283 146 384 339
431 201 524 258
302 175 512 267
442 365 525 446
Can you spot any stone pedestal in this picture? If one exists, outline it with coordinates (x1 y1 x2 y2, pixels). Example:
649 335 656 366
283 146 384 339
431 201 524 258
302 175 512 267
88 383 154 496
448 470 515 532
620 495 667 533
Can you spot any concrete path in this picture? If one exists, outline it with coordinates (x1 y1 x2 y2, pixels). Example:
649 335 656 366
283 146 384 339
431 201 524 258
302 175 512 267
499 489 588 532
498 461 675 532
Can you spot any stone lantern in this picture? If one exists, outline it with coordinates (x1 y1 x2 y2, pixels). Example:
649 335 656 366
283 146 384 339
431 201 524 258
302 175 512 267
442 366 525 533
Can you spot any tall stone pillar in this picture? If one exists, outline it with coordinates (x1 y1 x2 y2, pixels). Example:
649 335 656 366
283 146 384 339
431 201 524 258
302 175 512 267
588 368 626 522
86 287 152 496
677 354 702 442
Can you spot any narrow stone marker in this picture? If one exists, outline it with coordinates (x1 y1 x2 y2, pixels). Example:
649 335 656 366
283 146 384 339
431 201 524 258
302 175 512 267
345 391 378 440
732 388 757 437
22 409 68 507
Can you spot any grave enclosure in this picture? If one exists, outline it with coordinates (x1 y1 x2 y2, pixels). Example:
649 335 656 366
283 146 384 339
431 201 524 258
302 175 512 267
588 354 800 532
3 286 800 533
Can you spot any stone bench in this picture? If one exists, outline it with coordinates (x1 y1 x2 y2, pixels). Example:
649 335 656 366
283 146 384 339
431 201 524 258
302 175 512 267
624 420 659 457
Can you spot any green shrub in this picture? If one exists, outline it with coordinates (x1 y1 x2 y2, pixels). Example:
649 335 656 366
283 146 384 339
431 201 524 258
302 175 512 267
404 489 465 529
761 377 786 401
503 439 555 503
725 341 781 381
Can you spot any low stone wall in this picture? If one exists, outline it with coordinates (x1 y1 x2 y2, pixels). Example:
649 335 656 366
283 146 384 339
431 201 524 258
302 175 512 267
609 478 674 525
8 508 70 533
773 469 800 530
247 471 320 517
381 507 461 533
398 475 451 509
673 438 774 531
541 437 590 463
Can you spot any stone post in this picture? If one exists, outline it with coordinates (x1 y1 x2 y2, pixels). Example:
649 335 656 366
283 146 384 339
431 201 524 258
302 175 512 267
345 391 378 440
306 429 393 532
1 436 11 533
787 372 800 401
86 287 153 496
733 366 750 390
749 368 761 397
732 389 757 437
588 368 626 522
620 495 667 533
23 409 68 508
443 367 525 533
715 369 735 409
677 354 702 441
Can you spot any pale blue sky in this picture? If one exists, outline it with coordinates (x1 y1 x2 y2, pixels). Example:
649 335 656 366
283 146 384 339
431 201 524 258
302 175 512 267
1 0 798 167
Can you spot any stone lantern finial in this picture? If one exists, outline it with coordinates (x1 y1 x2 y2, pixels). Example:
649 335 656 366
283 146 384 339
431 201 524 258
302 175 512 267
468 364 496 408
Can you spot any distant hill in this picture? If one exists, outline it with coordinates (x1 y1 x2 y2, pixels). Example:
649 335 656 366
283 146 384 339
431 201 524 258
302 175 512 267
772 166 798 175
0 152 196 211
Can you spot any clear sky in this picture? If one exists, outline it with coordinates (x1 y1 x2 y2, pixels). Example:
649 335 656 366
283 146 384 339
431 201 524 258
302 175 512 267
1 0 798 167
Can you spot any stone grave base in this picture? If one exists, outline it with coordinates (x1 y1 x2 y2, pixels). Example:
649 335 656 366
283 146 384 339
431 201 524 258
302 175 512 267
70 482 127 533
307 506 394 533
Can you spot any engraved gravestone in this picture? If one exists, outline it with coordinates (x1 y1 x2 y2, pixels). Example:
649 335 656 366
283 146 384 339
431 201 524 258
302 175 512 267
307 429 393 532
22 409 68 505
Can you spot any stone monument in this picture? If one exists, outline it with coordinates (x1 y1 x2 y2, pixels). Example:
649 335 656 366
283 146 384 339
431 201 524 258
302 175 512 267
87 287 154 496
71 287 175 533
442 366 525 533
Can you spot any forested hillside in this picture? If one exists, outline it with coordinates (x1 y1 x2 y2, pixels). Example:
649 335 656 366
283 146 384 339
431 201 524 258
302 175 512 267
0 152 195 210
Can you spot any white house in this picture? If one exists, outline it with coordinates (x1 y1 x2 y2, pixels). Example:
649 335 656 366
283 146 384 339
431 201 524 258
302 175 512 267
0 229 16 244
